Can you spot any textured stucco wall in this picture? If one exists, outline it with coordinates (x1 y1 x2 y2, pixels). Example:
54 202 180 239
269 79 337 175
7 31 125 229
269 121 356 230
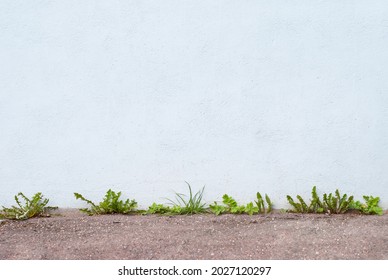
1 0 387 209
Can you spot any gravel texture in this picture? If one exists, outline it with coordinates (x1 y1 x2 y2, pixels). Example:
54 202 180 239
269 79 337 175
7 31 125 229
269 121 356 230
0 209 387 260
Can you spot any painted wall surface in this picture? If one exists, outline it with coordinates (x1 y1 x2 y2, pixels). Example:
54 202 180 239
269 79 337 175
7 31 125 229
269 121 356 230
1 0 387 209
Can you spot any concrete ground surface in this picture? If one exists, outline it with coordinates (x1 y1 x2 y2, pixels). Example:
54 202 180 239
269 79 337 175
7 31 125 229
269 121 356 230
0 210 387 260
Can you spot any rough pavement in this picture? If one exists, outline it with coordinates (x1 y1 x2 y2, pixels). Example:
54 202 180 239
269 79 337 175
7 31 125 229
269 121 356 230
0 210 387 260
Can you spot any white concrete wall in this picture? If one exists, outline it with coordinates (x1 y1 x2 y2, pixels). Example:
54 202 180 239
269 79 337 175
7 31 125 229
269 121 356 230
1 0 387 209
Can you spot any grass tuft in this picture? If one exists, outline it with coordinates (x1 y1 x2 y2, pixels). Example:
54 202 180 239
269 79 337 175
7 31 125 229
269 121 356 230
164 182 207 215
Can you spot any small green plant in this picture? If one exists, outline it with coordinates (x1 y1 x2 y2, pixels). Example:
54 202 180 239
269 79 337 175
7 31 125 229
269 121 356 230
164 182 207 215
146 203 183 215
287 186 325 213
74 189 137 215
208 202 227 215
255 192 273 214
322 189 353 214
244 202 258 215
287 187 354 214
310 186 325 213
286 194 312 213
147 203 172 214
209 193 272 216
351 196 383 215
0 192 52 220
209 195 237 215
222 194 246 214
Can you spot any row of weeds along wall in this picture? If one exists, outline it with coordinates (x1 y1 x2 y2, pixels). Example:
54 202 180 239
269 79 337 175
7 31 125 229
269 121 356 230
1 1 387 209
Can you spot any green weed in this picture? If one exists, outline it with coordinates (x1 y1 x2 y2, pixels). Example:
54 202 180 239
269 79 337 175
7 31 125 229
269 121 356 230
209 192 272 215
323 190 353 214
287 186 324 213
164 182 207 215
222 194 246 214
146 203 183 215
208 202 227 216
351 196 383 215
244 202 258 215
255 192 273 214
287 186 326 213
0 192 53 220
147 203 171 214
74 189 137 215
287 187 353 214
286 195 312 213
